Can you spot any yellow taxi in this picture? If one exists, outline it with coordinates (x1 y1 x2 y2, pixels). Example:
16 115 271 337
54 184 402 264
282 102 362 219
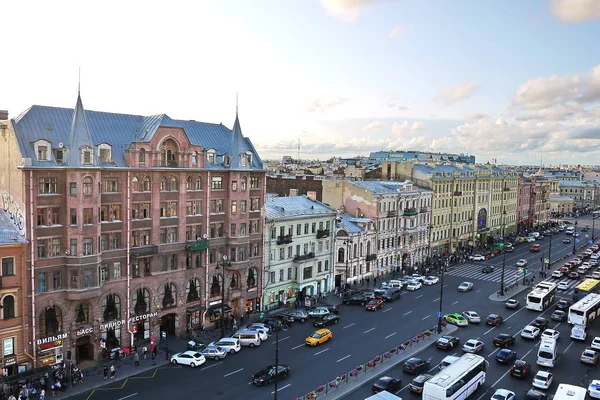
305 329 332 346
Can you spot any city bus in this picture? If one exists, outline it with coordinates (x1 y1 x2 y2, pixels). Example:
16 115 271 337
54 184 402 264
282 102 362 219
526 281 557 311
553 383 587 400
422 353 486 400
573 278 600 301
567 293 600 326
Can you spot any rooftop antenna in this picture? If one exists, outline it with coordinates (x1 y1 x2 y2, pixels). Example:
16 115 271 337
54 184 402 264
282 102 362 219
78 66 81 95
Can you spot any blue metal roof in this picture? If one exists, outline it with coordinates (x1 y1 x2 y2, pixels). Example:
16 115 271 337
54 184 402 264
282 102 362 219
264 196 336 221
350 180 431 195
0 210 27 245
335 213 370 234
560 180 596 187
11 99 264 169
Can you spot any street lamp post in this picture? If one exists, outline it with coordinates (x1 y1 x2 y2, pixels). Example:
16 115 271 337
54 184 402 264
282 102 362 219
437 256 448 334
216 255 232 339
547 225 552 272
273 328 280 400
344 239 352 288
500 210 507 296
572 221 578 254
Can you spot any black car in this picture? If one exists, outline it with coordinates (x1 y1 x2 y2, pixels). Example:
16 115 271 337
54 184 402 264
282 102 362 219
323 305 340 315
251 365 290 385
556 299 570 310
493 333 515 347
372 376 402 393
435 336 460 350
272 313 295 326
381 289 401 302
551 310 567 322
343 294 367 306
313 314 340 328
263 319 284 332
510 359 531 378
495 349 517 363
524 389 547 400
531 317 548 331
482 266 495 273
403 357 430 375
486 314 504 326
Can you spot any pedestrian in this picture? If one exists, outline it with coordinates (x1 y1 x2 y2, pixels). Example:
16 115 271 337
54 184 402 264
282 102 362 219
142 345 148 359
39 389 45 400
151 351 156 365
110 363 115 379
133 352 140 367
8 394 16 400
78 369 84 385
240 314 245 324
103 366 108 380
373 277 377 286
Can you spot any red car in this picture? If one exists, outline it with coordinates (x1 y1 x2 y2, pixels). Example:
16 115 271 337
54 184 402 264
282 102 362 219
568 271 579 279
530 244 541 252
560 266 570 274
366 299 384 311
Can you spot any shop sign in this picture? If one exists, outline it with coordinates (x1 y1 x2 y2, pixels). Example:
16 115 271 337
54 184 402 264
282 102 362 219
99 312 158 330
39 354 56 367
37 333 68 350
76 327 94 336
4 356 16 367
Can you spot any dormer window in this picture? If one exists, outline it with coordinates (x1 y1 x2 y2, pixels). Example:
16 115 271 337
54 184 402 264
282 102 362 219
55 149 64 163
223 155 230 167
207 150 216 164
81 147 93 165
34 140 51 161
192 151 198 165
240 154 247 167
139 148 146 163
98 144 112 162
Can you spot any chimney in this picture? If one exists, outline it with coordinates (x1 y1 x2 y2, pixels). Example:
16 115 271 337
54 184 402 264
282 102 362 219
0 110 8 120
306 191 317 201
289 188 298 196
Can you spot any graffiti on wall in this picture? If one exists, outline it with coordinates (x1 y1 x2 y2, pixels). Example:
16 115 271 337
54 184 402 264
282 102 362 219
1 191 26 235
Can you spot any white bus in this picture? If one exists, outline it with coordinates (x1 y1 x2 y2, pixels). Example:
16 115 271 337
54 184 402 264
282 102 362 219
553 383 587 400
537 337 558 367
526 281 558 311
422 354 486 400
568 293 600 326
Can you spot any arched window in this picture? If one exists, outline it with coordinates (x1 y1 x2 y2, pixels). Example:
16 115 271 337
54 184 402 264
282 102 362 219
2 296 15 319
161 283 177 309
229 272 240 290
40 306 62 336
210 274 223 297
102 294 121 322
241 176 247 191
186 176 193 191
132 288 150 315
131 176 139 192
139 148 146 163
161 149 167 164
142 176 151 191
192 151 198 165
337 247 345 263
75 302 89 323
160 177 168 191
353 243 358 258
83 177 93 195
169 176 178 191
195 176 202 190
186 278 201 303
246 267 258 289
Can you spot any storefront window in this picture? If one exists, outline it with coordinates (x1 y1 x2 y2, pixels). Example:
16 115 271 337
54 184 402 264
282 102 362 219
186 278 201 303
133 288 150 315
229 273 239 290
40 306 62 336
75 303 89 323
246 267 258 288
161 283 176 309
210 274 223 297
102 294 121 322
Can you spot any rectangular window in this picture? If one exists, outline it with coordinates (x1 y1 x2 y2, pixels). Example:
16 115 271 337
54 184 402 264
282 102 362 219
83 150 91 164
318 261 322 273
70 270 79 289
169 228 178 243
38 273 47 293
83 269 94 288
211 176 223 190
231 223 237 236
70 239 77 256
231 200 237 214
3 337 14 356
70 208 77 225
287 267 292 280
279 269 284 282
312 223 316 233
217 223 224 237
240 200 247 213
83 238 93 256
100 264 108 284
160 228 167 244
269 271 275 284
70 182 77 196
250 220 259 234
50 208 60 225
296 224 301 235
279 248 285 260
194 200 202 215
83 208 93 225
100 234 108 251
38 178 57 194
240 223 247 236
1 258 14 276
217 199 224 213
36 208 47 226
112 205 121 221
186 201 193 216
100 205 109 222
253 243 259 257
51 238 61 256
250 177 259 188
160 202 167 217
171 254 178 270
141 230 150 245
231 181 237 191
209 200 216 214
303 266 313 280
325 260 329 271
36 240 47 258
287 246 292 259
186 226 193 241
111 234 121 250
169 202 178 217
113 262 121 279
251 198 259 211
38 145 48 160
304 223 309 234
53 270 62 290
102 178 118 193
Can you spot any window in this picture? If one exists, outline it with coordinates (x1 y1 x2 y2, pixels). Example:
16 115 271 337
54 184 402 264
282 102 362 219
160 177 168 191
250 177 259 189
38 145 48 160
279 270 284 282
70 182 77 196
240 200 247 213
131 177 139 191
3 337 14 356
133 289 151 315
207 150 216 164
70 239 77 256
162 283 177 308
279 248 285 260
83 177 93 195
100 205 109 222
318 261 322 273
2 297 14 319
83 238 93 256
231 200 237 214
139 148 146 163
240 223 247 236
186 278 201 302
142 177 151 191
212 176 223 190
50 207 60 225
241 177 247 191
39 178 57 194
287 268 292 280
1 258 14 276
83 148 92 164
75 303 89 323
250 220 259 234
160 228 167 244
83 208 93 224
269 271 275 284
303 266 313 280
113 262 121 279
231 181 237 191
36 208 47 226
194 176 202 190
111 234 121 250
246 267 257 288
51 238 61 256
99 146 111 162
103 178 118 193
186 176 193 190
231 223 237 236
102 293 121 322
55 149 64 163
192 151 198 165
169 228 178 243
325 260 329 271
169 177 178 191
251 198 259 211
83 269 95 288
217 199 224 213
36 240 47 258
253 243 259 257
40 306 62 336
38 273 47 293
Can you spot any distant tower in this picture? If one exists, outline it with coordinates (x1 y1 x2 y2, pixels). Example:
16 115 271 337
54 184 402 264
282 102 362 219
297 136 301 162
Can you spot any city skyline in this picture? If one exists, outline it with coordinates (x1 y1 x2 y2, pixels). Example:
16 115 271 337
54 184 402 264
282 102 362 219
3 0 600 165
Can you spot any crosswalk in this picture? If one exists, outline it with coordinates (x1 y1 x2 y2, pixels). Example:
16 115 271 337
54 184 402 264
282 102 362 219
445 263 581 295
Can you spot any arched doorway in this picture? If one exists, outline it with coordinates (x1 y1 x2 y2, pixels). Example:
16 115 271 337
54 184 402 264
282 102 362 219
160 313 177 336
76 336 93 363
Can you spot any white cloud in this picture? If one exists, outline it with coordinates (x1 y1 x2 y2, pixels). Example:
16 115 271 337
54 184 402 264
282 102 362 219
550 0 600 24
464 112 489 120
317 0 388 22
388 25 412 38
433 81 480 105
362 120 387 131
391 120 423 136
305 97 349 112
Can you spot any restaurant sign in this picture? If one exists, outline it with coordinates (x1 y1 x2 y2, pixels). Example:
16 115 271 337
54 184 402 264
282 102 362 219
37 333 68 351
99 312 158 331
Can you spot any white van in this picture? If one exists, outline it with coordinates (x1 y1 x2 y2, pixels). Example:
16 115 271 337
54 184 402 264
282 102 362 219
566 226 575 235
231 330 262 347
537 337 558 367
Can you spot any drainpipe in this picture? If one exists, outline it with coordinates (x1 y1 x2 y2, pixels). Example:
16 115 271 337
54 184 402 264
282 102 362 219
201 171 211 327
29 170 37 366
127 171 134 348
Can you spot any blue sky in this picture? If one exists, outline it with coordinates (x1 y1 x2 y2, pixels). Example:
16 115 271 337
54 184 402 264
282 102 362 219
2 0 600 165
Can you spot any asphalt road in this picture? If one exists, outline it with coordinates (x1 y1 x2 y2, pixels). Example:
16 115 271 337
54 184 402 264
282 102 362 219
68 227 598 400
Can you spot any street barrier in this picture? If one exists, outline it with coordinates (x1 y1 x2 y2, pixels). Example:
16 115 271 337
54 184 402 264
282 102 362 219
293 322 448 400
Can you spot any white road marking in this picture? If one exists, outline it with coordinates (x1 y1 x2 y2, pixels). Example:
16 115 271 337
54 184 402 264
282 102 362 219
343 323 356 329
291 344 304 350
416 295 423 299
385 332 397 339
563 341 575 353
433 298 440 302
504 306 526 321
552 322 561 329
476 390 488 400
118 394 138 400
487 348 500 358
476 289 482 294
452 301 459 305
315 348 329 356
272 336 290 344
383 308 393 313
403 311 412 316
396 385 408 394
443 284 448 287
201 362 223 370
271 384 291 394
422 315 431 320
484 327 496 335
428 364 439 373
364 327 376 333
224 368 243 377
337 355 351 362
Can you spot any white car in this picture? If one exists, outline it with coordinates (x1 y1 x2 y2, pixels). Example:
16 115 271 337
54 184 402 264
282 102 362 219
410 274 425 282
462 339 484 354
571 324 587 340
458 282 473 292
532 371 553 390
462 311 481 324
592 271 600 280
526 236 536 242
589 380 600 399
551 270 563 278
210 338 241 354
557 282 569 290
170 350 207 367
491 389 515 400
516 259 528 267
245 327 269 341
541 329 560 341
423 276 439 285
591 336 600 351
471 254 486 261
406 281 422 291
521 325 540 340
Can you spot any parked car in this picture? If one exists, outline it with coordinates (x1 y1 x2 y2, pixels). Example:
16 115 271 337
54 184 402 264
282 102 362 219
462 311 481 323
343 294 367 306
493 333 515 347
209 339 241 354
170 351 206 367
423 276 439 285
458 282 474 292
313 314 340 327
403 357 430 375
532 371 553 390
510 359 531 378
372 376 402 394
470 254 486 261
201 345 228 360
288 310 309 322
435 335 460 350
251 364 290 385
271 313 295 326
505 299 520 309
496 349 517 363
307 307 330 318
486 314 504 326
462 339 484 354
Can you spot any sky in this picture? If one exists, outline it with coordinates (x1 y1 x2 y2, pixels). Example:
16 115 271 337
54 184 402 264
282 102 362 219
2 0 600 166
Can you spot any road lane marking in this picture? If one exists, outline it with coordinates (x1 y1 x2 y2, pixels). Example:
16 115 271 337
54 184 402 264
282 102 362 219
487 348 500 358
552 322 561 329
492 348 533 387
476 289 482 294
364 327 376 333
385 332 397 339
422 315 431 320
452 301 459 305
224 368 244 377
271 384 291 394
476 390 488 400
504 306 525 321
201 362 223 370
118 395 138 400
484 327 496 335
428 365 439 373
403 311 412 316
337 355 351 362
416 295 423 299
291 344 304 350
343 323 356 329
383 307 393 313
272 336 290 344
433 298 440 302
315 348 329 356
563 341 574 353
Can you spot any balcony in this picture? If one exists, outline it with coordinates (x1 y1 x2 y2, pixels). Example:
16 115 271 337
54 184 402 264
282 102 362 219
366 254 377 262
276 234 293 245
387 210 397 217
453 191 462 196
316 229 330 239
130 244 159 258
403 208 418 217
293 252 315 262
187 239 209 251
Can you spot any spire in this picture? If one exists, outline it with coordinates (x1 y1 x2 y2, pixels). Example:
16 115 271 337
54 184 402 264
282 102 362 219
228 101 245 169
66 91 94 166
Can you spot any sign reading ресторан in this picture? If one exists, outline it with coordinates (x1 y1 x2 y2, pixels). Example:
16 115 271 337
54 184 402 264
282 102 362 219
99 312 159 331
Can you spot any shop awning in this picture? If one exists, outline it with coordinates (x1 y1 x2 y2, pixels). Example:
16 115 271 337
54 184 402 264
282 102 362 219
208 304 232 314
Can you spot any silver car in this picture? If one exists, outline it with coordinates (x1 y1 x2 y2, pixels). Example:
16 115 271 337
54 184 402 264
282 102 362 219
288 310 309 322
209 338 241 354
458 282 473 292
462 339 484 354
462 311 481 323
201 345 228 360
